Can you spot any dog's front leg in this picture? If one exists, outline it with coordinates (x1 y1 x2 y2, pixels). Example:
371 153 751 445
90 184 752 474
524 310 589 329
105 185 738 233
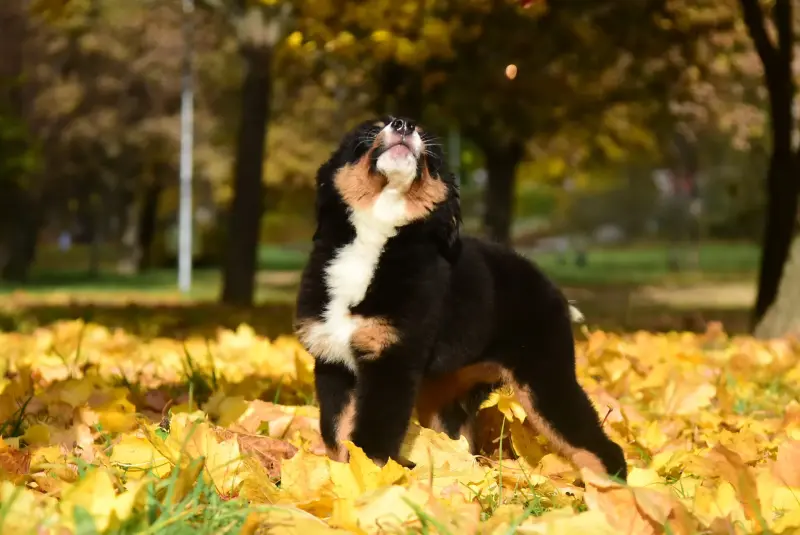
314 359 357 462
349 352 422 466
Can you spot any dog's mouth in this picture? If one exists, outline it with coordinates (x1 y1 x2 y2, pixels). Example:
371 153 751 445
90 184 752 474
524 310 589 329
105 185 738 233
377 141 416 159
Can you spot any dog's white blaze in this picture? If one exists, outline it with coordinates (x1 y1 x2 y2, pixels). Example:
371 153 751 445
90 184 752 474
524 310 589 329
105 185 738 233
305 187 413 372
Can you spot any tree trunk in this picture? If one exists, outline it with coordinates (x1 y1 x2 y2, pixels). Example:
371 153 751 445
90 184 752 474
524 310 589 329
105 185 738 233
88 198 103 277
118 194 142 275
754 233 800 338
751 58 796 328
753 148 798 327
739 0 797 330
0 0 37 283
1 190 40 283
482 141 524 245
137 180 163 271
220 45 272 306
375 61 423 118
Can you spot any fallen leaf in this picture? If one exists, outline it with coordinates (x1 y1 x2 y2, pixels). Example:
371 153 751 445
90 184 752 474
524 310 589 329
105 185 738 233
60 467 145 532
214 426 298 479
109 433 172 478
582 467 697 535
774 440 800 487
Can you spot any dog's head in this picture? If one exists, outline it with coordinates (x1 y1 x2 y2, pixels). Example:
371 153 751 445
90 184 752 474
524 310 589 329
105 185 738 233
314 116 461 261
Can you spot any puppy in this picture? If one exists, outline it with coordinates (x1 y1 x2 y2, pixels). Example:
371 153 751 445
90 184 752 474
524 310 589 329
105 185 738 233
294 117 627 481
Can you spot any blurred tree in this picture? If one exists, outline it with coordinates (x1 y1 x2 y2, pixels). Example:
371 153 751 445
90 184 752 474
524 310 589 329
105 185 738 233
7 0 227 277
0 0 40 282
738 0 797 328
307 0 736 244
192 0 292 306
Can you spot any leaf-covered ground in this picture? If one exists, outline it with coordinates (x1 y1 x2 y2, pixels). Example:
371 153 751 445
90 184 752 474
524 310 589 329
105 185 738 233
1 320 799 534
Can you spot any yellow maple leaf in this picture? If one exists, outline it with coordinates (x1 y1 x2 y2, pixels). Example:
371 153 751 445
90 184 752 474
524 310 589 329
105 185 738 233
243 506 351 535
520 508 619 535
327 441 408 501
692 481 749 529
400 421 476 472
662 381 716 415
158 413 246 497
582 467 696 535
510 418 547 465
22 423 51 446
479 387 527 422
52 378 95 408
109 433 172 478
277 448 334 510
329 482 431 533
204 392 249 427
0 480 57 532
774 439 800 487
60 468 145 532
96 395 138 433
627 467 665 489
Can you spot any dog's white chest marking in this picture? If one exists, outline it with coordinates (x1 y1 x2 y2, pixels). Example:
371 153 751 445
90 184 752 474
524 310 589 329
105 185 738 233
305 188 411 372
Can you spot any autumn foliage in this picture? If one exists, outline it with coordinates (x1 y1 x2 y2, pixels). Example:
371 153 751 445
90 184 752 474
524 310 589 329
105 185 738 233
0 320 798 533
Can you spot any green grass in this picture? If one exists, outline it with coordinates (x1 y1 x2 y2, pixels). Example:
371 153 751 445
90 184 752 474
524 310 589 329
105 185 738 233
528 241 759 286
18 241 759 294
0 245 309 302
0 240 762 337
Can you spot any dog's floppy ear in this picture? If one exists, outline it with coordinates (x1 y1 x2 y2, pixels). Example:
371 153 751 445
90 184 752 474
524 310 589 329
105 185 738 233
421 137 462 263
311 127 362 241
430 172 462 263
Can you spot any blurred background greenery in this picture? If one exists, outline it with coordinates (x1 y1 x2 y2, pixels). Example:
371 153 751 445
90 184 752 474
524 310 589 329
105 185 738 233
1 0 798 338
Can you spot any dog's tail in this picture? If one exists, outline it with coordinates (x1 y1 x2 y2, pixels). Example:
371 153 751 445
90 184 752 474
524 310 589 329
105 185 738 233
568 302 585 323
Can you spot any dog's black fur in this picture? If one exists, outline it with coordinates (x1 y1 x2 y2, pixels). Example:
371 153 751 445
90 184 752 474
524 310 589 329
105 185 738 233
294 117 627 481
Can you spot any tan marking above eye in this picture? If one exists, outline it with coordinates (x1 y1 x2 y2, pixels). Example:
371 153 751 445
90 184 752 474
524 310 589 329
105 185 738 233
373 121 386 128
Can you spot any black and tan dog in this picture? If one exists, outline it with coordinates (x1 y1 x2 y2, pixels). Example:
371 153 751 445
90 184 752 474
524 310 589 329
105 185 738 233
294 116 627 481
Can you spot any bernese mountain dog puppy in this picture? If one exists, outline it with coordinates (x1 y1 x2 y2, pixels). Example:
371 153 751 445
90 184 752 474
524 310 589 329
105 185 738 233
294 116 628 481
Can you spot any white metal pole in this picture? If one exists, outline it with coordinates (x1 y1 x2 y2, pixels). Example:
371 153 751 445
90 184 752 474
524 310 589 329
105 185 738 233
178 0 194 293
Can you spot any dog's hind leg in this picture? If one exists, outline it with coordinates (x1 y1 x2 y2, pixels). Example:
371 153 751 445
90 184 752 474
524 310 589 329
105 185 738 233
499 320 628 481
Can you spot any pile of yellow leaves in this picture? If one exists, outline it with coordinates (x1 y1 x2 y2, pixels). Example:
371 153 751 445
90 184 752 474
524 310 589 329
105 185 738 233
2 320 800 534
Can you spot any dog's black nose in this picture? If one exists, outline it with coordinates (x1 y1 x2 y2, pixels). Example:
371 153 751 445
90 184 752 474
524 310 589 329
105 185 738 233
390 118 416 136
